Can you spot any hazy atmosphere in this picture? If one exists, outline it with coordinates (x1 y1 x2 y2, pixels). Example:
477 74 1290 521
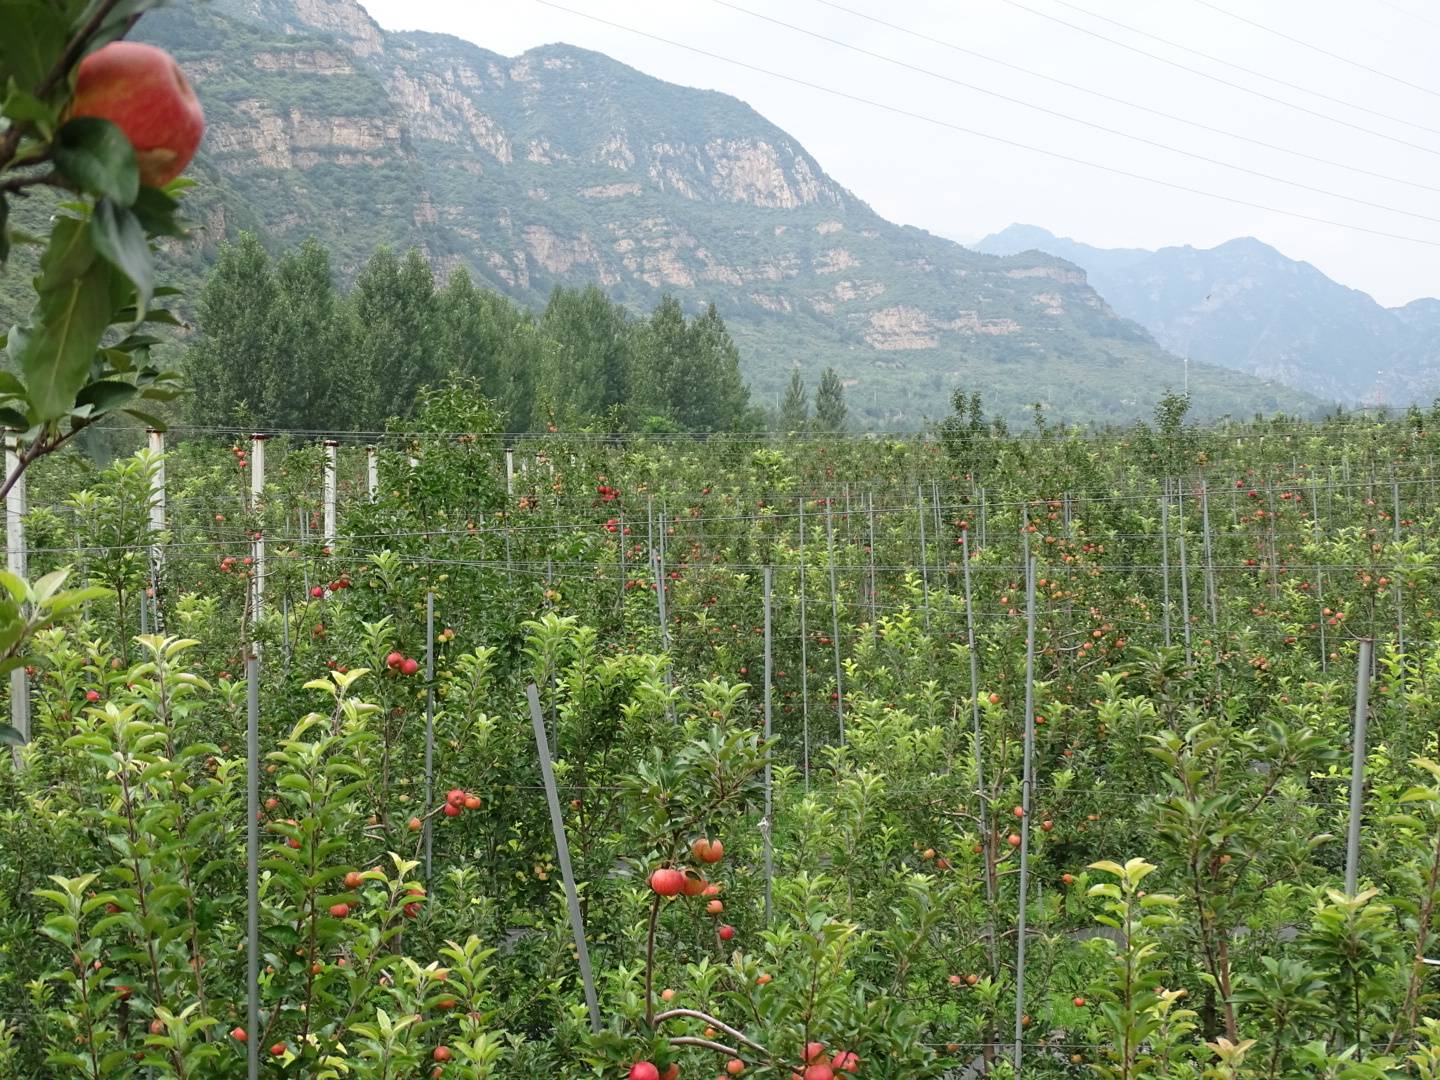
366 0 1440 307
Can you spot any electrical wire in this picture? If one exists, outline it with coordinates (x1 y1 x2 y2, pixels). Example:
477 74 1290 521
801 0 1440 197
710 0 1440 226
1188 0 1440 101
1001 0 1440 149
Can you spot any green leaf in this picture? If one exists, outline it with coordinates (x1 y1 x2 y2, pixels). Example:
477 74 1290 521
0 371 25 397
11 260 113 421
0 408 29 429
122 408 166 430
0 723 24 746
91 200 152 319
131 186 187 238
2 77 57 133
75 379 136 416
53 117 140 206
0 193 7 263
37 216 96 292
0 2 68 90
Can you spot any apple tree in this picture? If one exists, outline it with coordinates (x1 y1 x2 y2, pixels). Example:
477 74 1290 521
0 0 196 738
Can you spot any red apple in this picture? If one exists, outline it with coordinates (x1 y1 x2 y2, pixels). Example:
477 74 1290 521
718 924 735 941
630 1064 660 1080
401 658 420 676
649 868 686 897
328 903 349 918
68 43 205 187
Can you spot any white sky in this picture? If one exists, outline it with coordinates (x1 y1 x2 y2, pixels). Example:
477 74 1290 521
361 0 1440 308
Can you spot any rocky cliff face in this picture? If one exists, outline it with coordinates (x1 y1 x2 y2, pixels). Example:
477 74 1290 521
137 0 1318 424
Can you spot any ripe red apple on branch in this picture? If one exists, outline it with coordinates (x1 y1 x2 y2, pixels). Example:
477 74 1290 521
67 42 204 188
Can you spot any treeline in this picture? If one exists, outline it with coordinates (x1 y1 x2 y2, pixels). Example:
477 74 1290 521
186 233 780 433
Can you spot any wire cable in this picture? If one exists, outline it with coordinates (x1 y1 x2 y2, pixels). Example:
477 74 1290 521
710 0 1440 226
1188 0 1440 101
1002 0 1440 150
529 0 1440 250
802 0 1440 198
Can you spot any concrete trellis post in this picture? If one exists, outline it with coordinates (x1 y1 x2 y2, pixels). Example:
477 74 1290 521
366 446 378 502
147 428 166 571
323 440 338 548
5 439 27 746
249 434 267 633
505 447 515 496
1345 640 1374 897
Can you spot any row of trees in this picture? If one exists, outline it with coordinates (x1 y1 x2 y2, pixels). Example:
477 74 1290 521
186 233 811 433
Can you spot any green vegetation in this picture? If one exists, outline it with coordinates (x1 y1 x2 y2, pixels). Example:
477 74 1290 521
186 233 757 433
1 408 1440 1076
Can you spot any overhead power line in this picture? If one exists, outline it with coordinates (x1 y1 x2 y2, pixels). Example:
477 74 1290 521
1189 0 1440 101
1372 0 1440 32
528 0 1440 250
803 0 1440 197
709 0 1440 226
1001 0 1440 153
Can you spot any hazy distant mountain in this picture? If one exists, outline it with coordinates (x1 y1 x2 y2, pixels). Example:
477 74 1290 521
109 0 1321 426
976 224 1440 406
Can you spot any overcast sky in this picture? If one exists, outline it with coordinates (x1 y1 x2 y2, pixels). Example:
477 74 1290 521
361 0 1440 307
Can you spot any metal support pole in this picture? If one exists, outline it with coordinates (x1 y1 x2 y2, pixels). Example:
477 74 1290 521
962 530 992 918
6 439 27 748
526 683 601 1031
1393 478 1405 682
1177 490 1192 661
423 592 435 878
1160 482 1172 647
1201 481 1218 629
866 491 877 626
917 484 931 632
798 499 811 788
322 440 338 548
1012 555 1038 1075
245 656 260 1080
825 499 844 742
762 566 774 925
1345 639 1374 897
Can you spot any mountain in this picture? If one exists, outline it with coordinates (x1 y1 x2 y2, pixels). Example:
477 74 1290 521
120 0 1320 426
976 224 1440 407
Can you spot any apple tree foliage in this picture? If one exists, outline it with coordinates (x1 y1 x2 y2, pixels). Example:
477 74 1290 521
0 0 187 738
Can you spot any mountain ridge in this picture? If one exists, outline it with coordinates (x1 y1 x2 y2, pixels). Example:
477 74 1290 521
126 0 1322 425
975 224 1440 406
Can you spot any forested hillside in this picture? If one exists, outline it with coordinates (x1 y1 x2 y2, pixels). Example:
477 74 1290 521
120 0 1320 426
